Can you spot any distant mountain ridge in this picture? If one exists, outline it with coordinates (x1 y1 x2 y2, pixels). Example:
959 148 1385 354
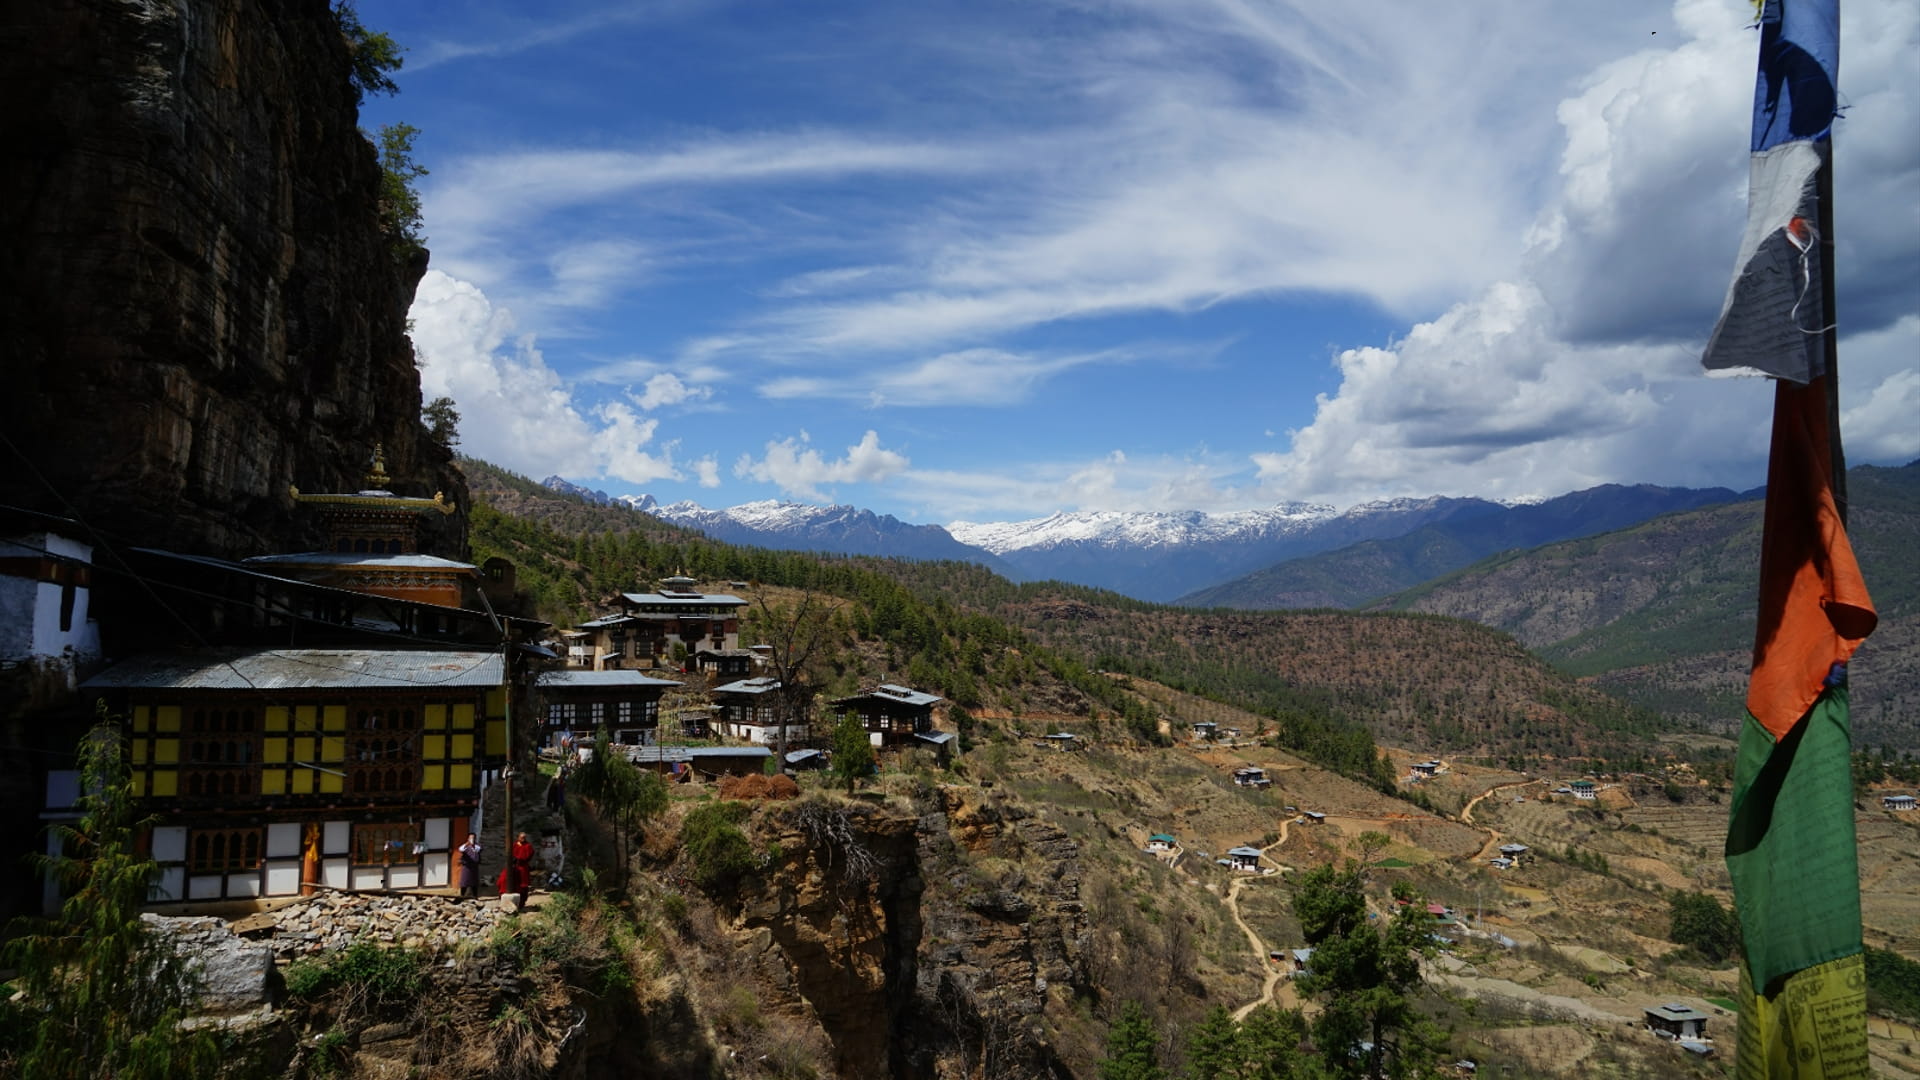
648 498 1012 569
1176 483 1755 610
948 496 1505 602
1372 460 1919 746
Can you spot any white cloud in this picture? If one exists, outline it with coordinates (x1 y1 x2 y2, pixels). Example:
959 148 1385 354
409 270 684 485
692 456 723 488
733 430 910 500
903 451 1251 519
633 372 710 410
1247 0 1920 505
756 346 1132 407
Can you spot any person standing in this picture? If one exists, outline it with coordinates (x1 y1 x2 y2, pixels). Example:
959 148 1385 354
511 831 534 905
457 835 482 899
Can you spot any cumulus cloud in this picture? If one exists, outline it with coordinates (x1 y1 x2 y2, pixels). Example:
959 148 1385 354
633 372 710 410
409 270 685 485
733 430 910 500
1250 0 1919 504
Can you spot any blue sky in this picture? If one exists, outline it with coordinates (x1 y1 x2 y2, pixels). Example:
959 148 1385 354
360 0 1919 523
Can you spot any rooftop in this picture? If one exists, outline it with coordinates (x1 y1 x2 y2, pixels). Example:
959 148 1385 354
831 683 943 708
82 648 504 691
621 745 774 764
713 676 783 695
540 670 682 689
620 591 747 607
1646 1003 1711 1022
243 552 476 571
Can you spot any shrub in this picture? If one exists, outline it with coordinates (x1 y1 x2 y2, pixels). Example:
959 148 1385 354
683 801 755 891
283 939 424 1013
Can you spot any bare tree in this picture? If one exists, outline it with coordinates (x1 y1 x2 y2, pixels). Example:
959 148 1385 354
748 592 846 768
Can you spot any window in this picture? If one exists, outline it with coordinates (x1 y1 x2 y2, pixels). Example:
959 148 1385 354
352 823 420 865
188 828 263 872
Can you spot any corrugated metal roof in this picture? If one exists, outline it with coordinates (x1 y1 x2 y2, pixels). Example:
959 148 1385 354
622 745 773 763
243 552 475 571
541 670 682 689
1227 846 1263 857
620 591 746 607
833 684 942 708
82 648 504 691
713 677 782 695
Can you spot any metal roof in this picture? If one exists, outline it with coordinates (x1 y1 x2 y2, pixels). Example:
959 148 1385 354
1498 843 1530 854
914 731 956 746
243 552 475 571
540 670 682 689
575 615 634 629
1227 846 1263 858
713 677 782 695
1647 1003 1710 1022
622 745 773 764
620 591 746 607
82 648 504 691
831 683 942 708
1149 833 1176 843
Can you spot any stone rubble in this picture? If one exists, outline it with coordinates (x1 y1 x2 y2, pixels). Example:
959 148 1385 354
228 892 511 962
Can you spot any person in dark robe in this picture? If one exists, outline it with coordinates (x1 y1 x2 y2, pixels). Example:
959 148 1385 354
457 835 482 899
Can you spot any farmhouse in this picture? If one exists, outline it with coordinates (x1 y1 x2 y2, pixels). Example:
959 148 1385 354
1225 846 1264 871
537 669 680 748
1301 811 1327 825
828 683 943 747
1040 732 1081 751
691 648 755 678
575 584 748 670
1883 794 1917 811
1644 1003 1710 1042
1409 760 1442 780
1570 779 1597 800
1146 833 1177 852
1289 948 1313 976
1232 766 1272 788
1497 843 1530 864
711 676 807 744
1192 721 1218 740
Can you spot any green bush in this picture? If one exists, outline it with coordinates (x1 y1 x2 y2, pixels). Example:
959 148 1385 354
683 801 754 891
283 939 423 1012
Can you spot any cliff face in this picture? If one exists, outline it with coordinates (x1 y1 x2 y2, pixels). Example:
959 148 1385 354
0 0 463 560
732 792 1088 1080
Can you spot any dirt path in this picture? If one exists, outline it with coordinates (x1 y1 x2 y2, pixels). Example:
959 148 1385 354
1461 780 1538 863
1226 819 1297 1021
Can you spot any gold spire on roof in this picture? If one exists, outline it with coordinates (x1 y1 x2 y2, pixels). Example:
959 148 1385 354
366 444 391 489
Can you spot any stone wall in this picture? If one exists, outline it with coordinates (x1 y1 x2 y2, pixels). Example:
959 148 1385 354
0 0 465 561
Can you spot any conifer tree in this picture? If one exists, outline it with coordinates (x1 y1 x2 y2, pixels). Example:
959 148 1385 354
0 711 224 1079
1098 999 1167 1080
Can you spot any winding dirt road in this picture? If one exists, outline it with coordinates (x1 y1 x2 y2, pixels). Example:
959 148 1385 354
1225 817 1297 1020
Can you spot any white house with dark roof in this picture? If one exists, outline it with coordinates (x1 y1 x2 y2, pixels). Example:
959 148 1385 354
577 587 748 670
1644 1003 1710 1042
712 676 805 744
1883 794 1916 811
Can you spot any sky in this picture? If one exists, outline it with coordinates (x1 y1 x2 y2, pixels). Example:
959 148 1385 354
360 0 1920 524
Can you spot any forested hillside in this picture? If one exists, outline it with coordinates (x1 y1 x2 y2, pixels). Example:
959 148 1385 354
463 458 1665 777
1379 460 1920 746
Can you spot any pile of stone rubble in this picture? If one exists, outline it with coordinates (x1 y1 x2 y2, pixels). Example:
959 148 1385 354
231 891 512 961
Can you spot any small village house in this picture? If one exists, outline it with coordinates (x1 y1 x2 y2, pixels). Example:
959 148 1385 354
1232 766 1272 788
1409 760 1442 780
1289 948 1313 976
574 583 748 670
1041 732 1080 752
712 676 807 745
1226 845 1263 871
1570 779 1597 800
1497 843 1530 865
1146 833 1176 853
692 648 755 678
1192 721 1218 741
537 669 681 748
1301 811 1327 825
1883 794 1916 811
1644 1003 1710 1042
827 683 943 748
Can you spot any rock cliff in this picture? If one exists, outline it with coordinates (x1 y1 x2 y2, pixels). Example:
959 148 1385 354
0 0 463 560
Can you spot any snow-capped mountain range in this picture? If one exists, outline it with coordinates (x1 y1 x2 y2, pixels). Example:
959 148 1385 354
535 477 1748 605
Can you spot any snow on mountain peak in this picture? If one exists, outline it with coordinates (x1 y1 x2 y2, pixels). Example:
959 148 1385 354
947 502 1340 554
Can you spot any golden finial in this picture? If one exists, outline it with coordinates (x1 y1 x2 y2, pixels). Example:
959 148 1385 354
365 444 391 489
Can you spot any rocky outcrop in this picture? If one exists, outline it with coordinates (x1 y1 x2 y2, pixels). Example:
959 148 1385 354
0 0 464 561
726 791 1089 1080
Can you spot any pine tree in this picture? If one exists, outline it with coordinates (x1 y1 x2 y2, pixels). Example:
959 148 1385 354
0 712 224 1078
1184 1004 1240 1080
1098 1000 1167 1080
829 711 875 795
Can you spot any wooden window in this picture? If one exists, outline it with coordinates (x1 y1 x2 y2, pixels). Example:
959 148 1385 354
352 823 420 865
188 828 263 872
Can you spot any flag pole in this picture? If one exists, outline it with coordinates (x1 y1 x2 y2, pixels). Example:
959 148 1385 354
1816 158 1846 526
